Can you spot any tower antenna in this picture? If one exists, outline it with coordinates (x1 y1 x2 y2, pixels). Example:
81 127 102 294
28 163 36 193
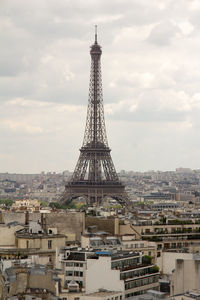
95 25 97 43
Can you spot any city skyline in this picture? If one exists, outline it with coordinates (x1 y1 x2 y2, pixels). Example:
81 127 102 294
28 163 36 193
1 1 200 173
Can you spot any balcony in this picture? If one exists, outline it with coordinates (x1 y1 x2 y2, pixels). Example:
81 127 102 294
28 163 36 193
125 274 159 290
120 265 159 281
142 234 200 242
142 228 200 235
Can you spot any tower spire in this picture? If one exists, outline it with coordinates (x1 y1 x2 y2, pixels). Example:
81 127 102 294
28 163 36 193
95 25 97 44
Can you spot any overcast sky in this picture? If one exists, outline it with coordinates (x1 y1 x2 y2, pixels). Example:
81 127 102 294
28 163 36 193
1 0 200 173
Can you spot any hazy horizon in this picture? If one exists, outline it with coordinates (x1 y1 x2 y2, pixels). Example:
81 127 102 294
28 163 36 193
0 167 198 175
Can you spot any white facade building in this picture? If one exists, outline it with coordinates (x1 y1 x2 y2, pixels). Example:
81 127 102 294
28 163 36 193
57 247 160 299
86 256 124 293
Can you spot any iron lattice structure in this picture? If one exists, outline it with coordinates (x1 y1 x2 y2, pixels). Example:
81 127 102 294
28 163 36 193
63 31 127 205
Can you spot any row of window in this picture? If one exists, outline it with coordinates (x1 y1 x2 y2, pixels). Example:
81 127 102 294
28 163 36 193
111 257 140 269
48 240 52 249
125 289 145 298
66 262 83 267
66 270 83 277
62 297 80 300
26 240 52 249
125 274 159 290
106 296 122 300
144 227 200 234
124 243 145 249
125 287 159 298
63 297 122 300
120 267 154 280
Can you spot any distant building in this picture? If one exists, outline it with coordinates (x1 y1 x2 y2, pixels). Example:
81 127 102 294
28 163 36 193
12 199 40 212
15 228 66 252
151 202 179 211
176 168 192 173
132 222 200 256
1 263 61 299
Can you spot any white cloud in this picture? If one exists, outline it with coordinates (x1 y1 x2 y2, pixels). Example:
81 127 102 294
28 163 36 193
1 0 200 172
92 14 123 24
3 120 44 134
176 20 194 35
189 0 200 11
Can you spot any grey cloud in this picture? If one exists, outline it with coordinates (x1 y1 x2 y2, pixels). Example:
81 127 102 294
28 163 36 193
147 21 181 46
1 0 200 171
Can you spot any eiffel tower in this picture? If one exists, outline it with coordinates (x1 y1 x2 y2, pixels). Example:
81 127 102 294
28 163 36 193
63 28 127 206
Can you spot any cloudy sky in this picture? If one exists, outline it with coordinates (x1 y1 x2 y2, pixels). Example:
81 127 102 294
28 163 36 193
1 0 200 173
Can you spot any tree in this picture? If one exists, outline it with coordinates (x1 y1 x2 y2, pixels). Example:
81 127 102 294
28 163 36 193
152 265 159 273
142 255 152 264
39 201 48 207
49 202 62 209
0 199 13 207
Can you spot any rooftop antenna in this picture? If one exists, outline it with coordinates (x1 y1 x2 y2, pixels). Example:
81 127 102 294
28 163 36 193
95 25 97 44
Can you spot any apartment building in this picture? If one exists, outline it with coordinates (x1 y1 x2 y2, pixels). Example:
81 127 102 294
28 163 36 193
57 247 159 299
171 255 200 295
133 222 200 255
81 235 157 263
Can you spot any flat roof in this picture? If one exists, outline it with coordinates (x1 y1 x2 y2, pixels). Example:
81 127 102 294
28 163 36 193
84 291 122 297
111 250 140 260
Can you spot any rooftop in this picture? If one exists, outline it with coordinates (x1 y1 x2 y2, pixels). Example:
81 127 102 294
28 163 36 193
67 252 85 261
84 290 122 297
65 248 141 262
15 230 65 239
111 250 140 260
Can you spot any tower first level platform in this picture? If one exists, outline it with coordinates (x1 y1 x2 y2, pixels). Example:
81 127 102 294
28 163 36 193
65 181 126 205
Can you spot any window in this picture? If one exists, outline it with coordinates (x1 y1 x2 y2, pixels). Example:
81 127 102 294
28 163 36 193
75 263 79 267
66 270 73 276
77 280 83 286
74 271 79 276
66 262 73 267
48 240 52 249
